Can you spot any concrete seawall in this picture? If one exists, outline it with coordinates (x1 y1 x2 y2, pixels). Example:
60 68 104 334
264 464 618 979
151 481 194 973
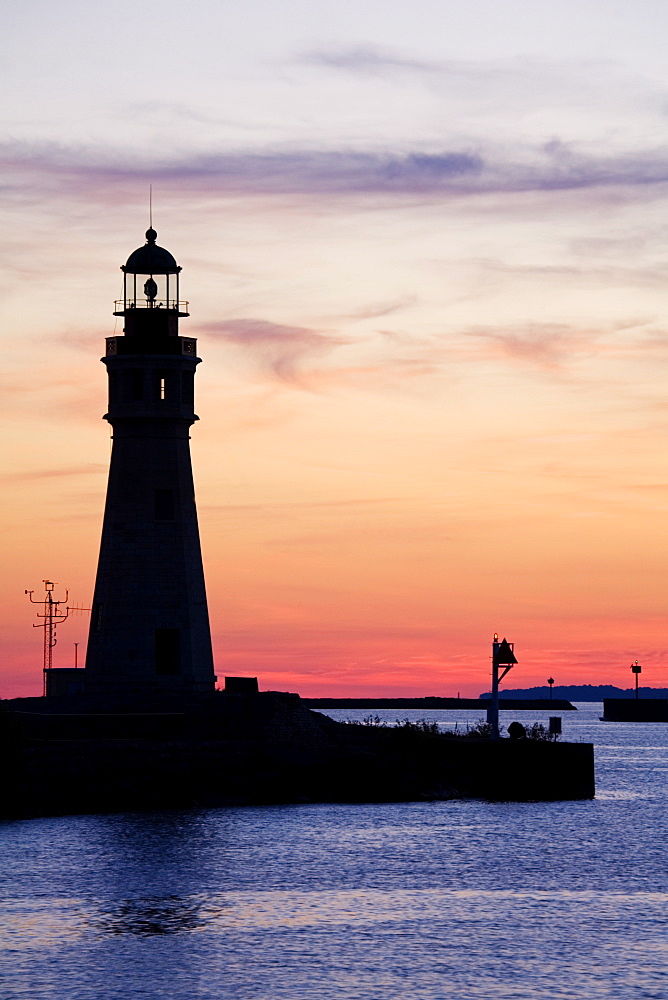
602 698 668 722
0 693 594 819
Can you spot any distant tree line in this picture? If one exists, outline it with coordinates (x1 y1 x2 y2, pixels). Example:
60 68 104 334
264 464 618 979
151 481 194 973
479 685 668 701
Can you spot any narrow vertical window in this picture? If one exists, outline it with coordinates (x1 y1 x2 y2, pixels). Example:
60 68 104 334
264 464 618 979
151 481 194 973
124 370 144 401
155 628 180 675
181 371 194 405
155 371 169 400
93 603 103 632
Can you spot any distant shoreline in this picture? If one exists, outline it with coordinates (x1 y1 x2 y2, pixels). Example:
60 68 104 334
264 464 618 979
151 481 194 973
305 686 668 708
304 697 576 711
477 685 668 701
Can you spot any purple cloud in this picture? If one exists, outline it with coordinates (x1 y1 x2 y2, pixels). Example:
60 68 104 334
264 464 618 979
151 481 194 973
468 323 590 368
3 138 668 202
300 45 439 76
199 318 350 385
462 320 659 369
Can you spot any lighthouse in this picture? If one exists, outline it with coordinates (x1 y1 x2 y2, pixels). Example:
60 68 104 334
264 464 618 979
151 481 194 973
84 228 216 698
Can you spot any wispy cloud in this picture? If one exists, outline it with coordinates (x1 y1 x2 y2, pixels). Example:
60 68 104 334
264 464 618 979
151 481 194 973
201 315 663 395
0 142 482 197
466 319 668 370
4 138 668 204
203 497 404 516
300 45 439 76
199 318 351 385
0 464 105 484
472 256 668 290
466 323 602 369
334 296 417 322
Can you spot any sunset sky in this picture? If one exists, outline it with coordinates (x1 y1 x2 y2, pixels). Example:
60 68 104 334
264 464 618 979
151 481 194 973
3 0 668 698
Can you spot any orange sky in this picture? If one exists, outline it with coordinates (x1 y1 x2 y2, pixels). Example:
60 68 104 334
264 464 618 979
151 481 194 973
3 2 668 698
3 194 668 699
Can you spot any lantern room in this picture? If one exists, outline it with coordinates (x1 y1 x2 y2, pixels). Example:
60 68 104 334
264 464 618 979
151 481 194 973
114 228 189 339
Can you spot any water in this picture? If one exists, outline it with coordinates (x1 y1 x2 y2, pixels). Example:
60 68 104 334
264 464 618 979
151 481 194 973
1 704 667 999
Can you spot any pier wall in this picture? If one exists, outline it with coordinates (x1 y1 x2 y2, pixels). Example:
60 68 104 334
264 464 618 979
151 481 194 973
0 694 594 818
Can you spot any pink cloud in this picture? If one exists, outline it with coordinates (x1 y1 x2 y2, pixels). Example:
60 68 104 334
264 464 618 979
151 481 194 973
199 318 351 386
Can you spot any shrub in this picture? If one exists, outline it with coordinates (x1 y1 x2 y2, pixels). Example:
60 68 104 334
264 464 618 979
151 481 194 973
525 722 557 741
395 718 442 736
466 719 502 739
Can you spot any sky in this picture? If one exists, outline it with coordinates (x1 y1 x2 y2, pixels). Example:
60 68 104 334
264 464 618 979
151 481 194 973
2 0 668 698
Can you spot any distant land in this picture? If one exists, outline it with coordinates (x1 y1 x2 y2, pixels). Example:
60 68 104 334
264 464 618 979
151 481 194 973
304 696 575 711
478 685 668 701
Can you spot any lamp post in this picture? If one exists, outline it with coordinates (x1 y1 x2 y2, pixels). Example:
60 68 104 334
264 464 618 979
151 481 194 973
547 677 554 701
631 661 642 699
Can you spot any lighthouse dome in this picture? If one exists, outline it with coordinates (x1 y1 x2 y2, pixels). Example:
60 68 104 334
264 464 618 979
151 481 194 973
122 229 181 274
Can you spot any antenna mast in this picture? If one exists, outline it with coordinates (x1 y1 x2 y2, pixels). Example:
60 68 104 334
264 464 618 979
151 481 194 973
25 581 89 695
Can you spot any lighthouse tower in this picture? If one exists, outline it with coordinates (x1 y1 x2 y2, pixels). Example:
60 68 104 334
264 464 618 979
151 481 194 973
84 228 216 699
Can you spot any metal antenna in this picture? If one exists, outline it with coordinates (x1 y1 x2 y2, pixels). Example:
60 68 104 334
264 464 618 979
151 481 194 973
149 184 153 229
25 581 89 695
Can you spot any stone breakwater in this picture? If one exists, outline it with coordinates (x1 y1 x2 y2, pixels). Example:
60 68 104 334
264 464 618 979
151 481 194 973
0 692 594 819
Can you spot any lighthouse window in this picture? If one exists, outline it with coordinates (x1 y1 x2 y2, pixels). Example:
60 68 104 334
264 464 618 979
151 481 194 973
182 371 194 404
155 628 180 675
108 372 119 403
154 488 175 520
123 369 144 401
156 371 169 400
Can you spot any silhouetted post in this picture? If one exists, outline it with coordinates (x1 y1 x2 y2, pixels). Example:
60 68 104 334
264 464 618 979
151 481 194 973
631 661 642 699
487 634 518 739
488 635 500 738
548 676 554 700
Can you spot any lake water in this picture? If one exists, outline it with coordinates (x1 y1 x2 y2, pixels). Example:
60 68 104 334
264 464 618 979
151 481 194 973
1 704 667 999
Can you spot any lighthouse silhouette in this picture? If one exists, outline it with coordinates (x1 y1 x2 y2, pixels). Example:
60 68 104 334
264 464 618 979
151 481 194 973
84 228 216 699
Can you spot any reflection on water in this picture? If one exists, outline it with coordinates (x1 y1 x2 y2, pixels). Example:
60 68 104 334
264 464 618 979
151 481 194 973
93 895 226 936
85 887 668 934
0 704 666 1000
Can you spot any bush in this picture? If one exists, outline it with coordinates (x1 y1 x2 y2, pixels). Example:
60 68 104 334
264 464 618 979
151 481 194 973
466 720 502 739
346 714 388 728
395 718 441 736
525 722 557 741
